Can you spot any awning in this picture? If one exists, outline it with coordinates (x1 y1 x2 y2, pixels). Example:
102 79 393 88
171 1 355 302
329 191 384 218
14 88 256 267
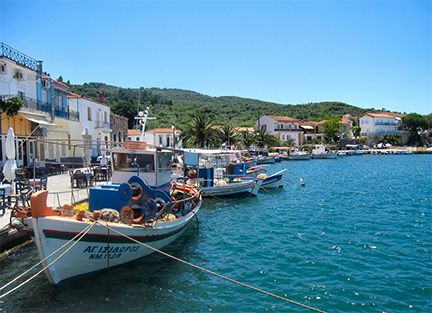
19 112 56 126
300 125 314 130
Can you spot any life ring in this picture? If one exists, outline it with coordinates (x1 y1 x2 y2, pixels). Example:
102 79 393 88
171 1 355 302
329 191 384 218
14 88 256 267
187 168 197 179
120 206 134 224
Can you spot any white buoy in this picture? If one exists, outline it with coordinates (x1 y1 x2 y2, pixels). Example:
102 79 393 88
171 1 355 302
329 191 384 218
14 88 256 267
300 177 305 186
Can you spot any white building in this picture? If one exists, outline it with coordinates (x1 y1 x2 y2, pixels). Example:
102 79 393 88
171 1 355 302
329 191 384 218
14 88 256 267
256 115 303 146
359 112 403 137
67 94 111 162
127 128 182 148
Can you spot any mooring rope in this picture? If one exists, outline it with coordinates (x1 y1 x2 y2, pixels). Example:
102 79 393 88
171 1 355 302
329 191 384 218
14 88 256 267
0 222 96 299
0 222 94 293
97 222 325 313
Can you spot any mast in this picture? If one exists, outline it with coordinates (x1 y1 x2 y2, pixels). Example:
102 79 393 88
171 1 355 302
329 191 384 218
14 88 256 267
134 106 156 141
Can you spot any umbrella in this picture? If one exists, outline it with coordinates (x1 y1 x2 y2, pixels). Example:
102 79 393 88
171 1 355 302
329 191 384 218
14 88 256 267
2 128 17 183
99 144 108 166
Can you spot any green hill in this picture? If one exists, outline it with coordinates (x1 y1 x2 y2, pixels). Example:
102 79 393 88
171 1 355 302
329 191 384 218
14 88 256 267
70 82 377 129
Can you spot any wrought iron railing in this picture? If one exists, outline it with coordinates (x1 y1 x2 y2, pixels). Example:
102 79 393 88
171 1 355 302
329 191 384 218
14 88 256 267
0 42 39 71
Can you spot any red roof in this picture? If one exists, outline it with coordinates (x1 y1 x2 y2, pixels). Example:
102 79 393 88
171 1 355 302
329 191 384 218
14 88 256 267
267 115 299 123
128 129 141 136
148 128 181 133
363 112 404 118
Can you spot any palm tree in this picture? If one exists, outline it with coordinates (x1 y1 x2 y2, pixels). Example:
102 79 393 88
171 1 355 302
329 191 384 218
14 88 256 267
237 131 255 149
219 123 236 147
253 129 279 148
181 111 216 148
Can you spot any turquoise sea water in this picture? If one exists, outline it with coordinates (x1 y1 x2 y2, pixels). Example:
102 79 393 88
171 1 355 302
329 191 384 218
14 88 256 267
0 155 431 313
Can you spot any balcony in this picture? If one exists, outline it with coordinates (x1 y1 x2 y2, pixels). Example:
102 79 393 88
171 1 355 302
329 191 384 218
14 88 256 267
54 108 80 121
374 121 398 126
0 42 39 71
3 95 51 114
371 130 401 136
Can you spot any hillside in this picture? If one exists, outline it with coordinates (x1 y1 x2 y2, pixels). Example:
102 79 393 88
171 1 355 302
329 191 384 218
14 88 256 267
70 82 377 129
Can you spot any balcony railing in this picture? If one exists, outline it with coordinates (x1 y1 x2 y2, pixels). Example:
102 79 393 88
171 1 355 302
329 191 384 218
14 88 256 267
0 42 39 71
2 95 79 121
95 120 111 129
371 130 401 136
375 122 398 126
54 108 80 121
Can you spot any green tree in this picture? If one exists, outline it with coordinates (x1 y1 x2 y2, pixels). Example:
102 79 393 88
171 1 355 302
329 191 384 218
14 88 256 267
219 123 236 147
0 96 24 117
402 113 428 146
57 75 63 82
237 131 255 148
323 118 340 142
181 111 216 148
352 125 361 139
253 129 279 148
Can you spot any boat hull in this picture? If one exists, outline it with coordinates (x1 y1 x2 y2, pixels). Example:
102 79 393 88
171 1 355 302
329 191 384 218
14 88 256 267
257 157 275 164
287 154 311 160
201 180 261 197
24 202 200 285
260 169 286 189
312 153 337 159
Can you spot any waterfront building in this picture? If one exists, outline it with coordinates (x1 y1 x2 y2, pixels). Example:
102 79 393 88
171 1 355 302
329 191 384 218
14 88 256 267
0 43 47 167
299 121 324 144
359 112 404 137
256 115 303 146
111 113 128 147
127 127 182 148
67 93 111 163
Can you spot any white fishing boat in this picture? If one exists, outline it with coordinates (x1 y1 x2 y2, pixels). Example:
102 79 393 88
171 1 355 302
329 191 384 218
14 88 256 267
181 149 263 197
22 110 202 285
311 145 338 159
288 150 311 160
23 145 202 285
200 178 262 197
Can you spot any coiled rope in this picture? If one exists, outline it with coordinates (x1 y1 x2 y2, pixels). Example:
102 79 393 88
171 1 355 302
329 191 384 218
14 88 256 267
97 222 325 313
0 222 96 299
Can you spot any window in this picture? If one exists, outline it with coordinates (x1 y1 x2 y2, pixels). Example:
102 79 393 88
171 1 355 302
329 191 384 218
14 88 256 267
136 137 140 141
113 134 117 142
119 132 122 142
159 136 163 145
68 134 71 150
113 153 155 173
104 111 107 122
87 107 92 121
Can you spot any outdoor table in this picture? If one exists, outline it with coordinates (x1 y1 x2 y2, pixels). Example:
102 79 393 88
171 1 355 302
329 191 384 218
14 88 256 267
72 172 94 188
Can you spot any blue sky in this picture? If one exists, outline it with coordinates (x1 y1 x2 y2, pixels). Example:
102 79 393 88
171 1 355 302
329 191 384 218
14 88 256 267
1 0 431 114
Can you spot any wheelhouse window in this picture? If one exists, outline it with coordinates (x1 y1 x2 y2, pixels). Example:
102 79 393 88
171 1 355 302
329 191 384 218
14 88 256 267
113 152 155 173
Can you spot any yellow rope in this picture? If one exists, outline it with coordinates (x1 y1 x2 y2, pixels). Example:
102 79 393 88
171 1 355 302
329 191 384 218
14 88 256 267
98 222 326 313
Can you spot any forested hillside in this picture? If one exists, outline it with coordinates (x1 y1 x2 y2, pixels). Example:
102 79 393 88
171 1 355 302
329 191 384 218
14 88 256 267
70 82 379 129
